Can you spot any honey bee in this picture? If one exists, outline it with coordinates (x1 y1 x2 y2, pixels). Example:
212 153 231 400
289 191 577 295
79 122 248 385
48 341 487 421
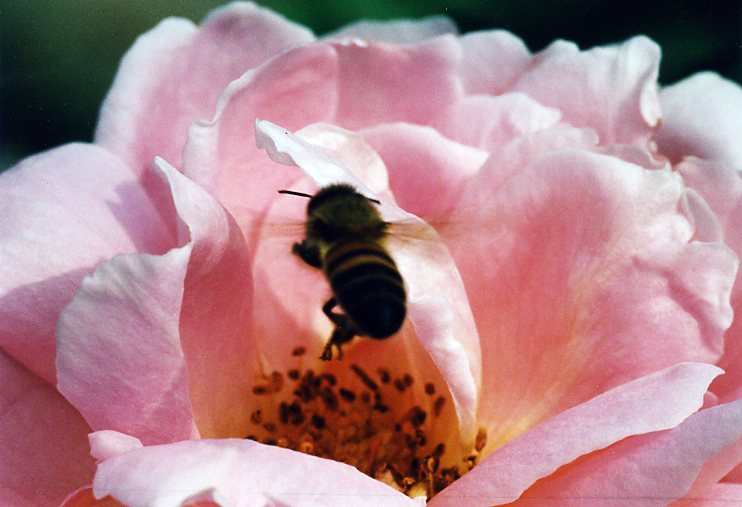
278 183 407 360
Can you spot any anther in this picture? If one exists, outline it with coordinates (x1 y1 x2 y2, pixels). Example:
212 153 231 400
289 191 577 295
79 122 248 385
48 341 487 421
351 364 379 391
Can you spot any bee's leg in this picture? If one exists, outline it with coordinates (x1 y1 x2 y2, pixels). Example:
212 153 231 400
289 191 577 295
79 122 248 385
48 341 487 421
292 240 322 268
320 297 357 361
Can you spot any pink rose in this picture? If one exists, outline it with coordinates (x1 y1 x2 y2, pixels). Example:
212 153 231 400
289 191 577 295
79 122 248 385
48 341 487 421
2 2 742 505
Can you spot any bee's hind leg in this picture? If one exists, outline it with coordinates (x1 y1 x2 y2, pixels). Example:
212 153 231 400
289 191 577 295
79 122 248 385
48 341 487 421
320 298 357 361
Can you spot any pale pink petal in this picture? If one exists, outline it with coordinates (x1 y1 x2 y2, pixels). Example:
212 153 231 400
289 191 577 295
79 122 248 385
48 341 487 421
154 159 254 439
96 2 314 175
185 36 461 216
57 158 254 443
505 398 742 507
673 483 742 506
0 348 94 506
60 486 125 507
361 122 489 217
430 93 563 151
255 120 482 442
676 158 742 401
89 431 143 462
457 30 531 95
363 122 598 222
93 437 420 507
182 43 338 215
327 16 457 43
446 150 736 438
656 72 742 171
513 36 661 146
431 362 722 506
56 248 197 445
0 144 174 384
333 36 462 130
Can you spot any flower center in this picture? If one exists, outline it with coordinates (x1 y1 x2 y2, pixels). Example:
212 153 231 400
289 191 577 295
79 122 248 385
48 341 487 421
246 346 486 498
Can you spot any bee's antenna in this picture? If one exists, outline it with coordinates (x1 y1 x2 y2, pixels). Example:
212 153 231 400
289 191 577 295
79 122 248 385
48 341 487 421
278 189 313 199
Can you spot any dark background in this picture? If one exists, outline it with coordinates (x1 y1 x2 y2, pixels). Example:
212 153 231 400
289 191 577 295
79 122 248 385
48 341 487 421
1 0 740 170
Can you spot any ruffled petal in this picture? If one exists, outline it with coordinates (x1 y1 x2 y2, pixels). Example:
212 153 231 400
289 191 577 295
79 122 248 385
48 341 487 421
57 158 254 443
181 43 338 216
96 2 314 175
0 144 174 384
507 398 742 506
456 31 531 95
0 348 93 506
431 363 722 506
445 149 736 439
92 435 421 507
673 482 742 507
676 158 742 401
327 16 457 44
431 93 563 151
361 122 489 217
656 72 742 171
56 247 197 445
512 36 661 146
154 159 254 439
332 36 462 130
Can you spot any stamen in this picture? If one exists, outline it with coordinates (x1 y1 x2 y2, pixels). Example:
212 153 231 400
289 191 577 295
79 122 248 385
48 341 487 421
245 352 486 498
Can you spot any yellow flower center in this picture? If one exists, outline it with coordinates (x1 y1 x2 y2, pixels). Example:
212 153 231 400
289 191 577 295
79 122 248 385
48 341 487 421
246 347 486 498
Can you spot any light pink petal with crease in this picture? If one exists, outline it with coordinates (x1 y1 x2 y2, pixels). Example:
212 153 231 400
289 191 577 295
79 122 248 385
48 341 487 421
56 247 197 445
512 36 661 146
92 435 422 507
327 16 457 44
457 30 531 95
57 158 254 443
656 72 742 171
676 158 742 402
0 348 93 506
156 158 255 439
507 398 742 507
96 2 314 175
0 144 174 384
431 363 722 506
445 149 736 440
431 93 563 151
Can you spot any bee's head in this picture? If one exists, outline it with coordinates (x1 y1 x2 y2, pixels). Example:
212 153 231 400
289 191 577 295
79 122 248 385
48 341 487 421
306 184 386 242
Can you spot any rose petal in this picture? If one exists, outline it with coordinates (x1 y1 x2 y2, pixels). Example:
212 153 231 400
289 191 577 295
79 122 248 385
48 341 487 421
0 348 94 506
445 149 736 441
431 362 722 506
93 437 421 507
656 72 742 171
327 16 457 44
153 159 254 439
333 36 462 130
57 158 254 443
507 398 742 507
361 122 488 217
56 247 197 445
182 43 337 214
96 2 313 175
513 36 661 146
457 30 531 95
0 144 174 384
676 158 742 401
60 486 125 507
89 431 143 462
431 93 563 151
674 482 742 507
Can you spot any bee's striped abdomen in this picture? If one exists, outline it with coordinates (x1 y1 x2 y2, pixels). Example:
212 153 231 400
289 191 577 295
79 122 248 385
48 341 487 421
324 241 406 339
